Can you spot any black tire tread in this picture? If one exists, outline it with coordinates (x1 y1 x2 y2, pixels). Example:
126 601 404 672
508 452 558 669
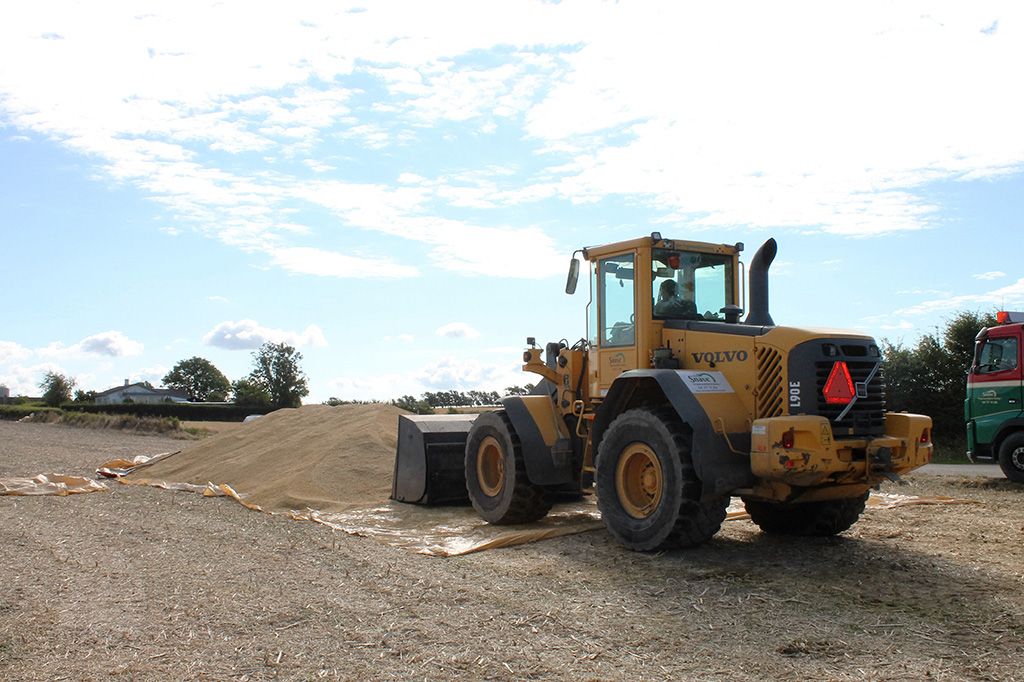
997 432 1024 484
466 411 553 525
742 492 869 536
597 406 728 550
652 406 728 549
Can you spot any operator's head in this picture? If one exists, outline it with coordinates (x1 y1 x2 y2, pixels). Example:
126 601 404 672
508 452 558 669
658 279 677 300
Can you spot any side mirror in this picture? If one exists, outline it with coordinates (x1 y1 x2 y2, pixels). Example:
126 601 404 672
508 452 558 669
565 258 580 295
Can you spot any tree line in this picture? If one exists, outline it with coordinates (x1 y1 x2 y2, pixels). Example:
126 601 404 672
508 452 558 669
37 342 310 409
32 309 996 442
880 309 996 447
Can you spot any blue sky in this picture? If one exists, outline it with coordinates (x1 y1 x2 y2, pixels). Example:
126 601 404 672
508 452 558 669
2 2 1023 403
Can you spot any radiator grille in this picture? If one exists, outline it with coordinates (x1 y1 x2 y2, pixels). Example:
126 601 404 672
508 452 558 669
756 346 784 418
815 360 887 437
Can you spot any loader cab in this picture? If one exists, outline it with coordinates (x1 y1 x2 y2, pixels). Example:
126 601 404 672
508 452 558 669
582 235 742 398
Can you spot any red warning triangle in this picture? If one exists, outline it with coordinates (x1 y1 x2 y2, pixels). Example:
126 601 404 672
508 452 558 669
823 361 855 405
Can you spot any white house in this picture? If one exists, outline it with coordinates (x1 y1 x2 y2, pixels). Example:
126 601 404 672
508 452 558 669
94 380 190 405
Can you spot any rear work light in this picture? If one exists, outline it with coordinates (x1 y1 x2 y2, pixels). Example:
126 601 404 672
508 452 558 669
781 428 795 449
920 428 931 444
823 361 856 405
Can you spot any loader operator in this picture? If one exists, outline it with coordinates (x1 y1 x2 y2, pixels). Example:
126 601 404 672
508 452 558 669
654 279 698 319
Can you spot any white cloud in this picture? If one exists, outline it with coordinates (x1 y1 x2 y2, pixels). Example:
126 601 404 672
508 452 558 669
0 341 32 364
268 246 419 278
208 295 230 303
0 0 1021 281
436 322 480 340
137 365 169 384
303 159 335 173
31 331 145 360
203 319 328 350
324 355 525 401
78 331 145 357
0 360 67 397
414 356 522 392
384 333 415 343
894 277 1024 317
879 320 915 331
973 271 1006 281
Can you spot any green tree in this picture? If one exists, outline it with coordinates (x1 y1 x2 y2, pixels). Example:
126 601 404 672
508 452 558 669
392 395 433 414
881 309 997 447
163 356 231 401
73 389 97 403
39 371 75 407
247 342 309 409
231 378 271 408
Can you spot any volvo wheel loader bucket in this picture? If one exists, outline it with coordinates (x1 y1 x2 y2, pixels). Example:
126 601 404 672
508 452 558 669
391 414 479 505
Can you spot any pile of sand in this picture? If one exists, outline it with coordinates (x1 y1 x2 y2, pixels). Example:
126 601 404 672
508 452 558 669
133 404 403 513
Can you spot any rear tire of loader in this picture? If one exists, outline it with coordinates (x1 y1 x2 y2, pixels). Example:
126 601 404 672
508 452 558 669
742 492 869 536
465 411 553 524
596 407 728 551
997 432 1024 483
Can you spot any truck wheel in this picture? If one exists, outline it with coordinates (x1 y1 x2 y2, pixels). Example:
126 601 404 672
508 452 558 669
465 411 552 524
742 492 869 536
596 407 727 551
997 432 1024 483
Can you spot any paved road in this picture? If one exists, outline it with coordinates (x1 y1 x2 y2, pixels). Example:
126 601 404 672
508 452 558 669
918 463 1003 478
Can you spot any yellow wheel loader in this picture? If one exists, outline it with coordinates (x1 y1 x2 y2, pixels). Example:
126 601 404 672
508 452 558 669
392 233 933 551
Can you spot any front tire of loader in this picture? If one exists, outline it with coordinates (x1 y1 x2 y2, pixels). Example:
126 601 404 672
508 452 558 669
742 492 869 536
596 407 728 551
465 411 553 524
997 432 1024 483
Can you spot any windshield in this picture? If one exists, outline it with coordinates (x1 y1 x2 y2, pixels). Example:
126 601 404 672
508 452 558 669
652 249 734 320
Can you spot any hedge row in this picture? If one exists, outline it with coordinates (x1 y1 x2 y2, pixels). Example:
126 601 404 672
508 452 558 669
0 405 62 421
60 403 276 422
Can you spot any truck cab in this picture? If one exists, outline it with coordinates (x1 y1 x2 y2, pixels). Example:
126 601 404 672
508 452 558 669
966 311 1024 481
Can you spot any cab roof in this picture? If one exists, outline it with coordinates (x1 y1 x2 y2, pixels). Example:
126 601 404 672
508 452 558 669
581 234 743 261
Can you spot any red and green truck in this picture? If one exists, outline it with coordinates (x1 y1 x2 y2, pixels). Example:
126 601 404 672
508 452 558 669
966 311 1024 482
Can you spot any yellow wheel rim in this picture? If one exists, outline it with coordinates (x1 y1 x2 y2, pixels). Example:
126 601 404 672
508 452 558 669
615 442 663 519
477 435 505 497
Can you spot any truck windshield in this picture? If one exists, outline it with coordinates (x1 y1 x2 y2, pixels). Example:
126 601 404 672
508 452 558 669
975 337 1019 374
652 249 734 320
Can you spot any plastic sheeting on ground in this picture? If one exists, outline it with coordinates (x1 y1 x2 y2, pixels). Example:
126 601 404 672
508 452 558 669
67 451 982 556
95 451 180 479
301 499 756 557
0 473 107 496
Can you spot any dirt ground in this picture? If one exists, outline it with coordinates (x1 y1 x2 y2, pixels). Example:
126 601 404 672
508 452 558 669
1 420 1023 681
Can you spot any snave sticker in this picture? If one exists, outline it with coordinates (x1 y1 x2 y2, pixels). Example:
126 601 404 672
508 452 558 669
676 370 735 394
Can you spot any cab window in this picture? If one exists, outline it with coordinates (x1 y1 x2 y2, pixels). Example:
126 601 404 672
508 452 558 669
600 254 635 346
975 337 1018 374
652 249 734 320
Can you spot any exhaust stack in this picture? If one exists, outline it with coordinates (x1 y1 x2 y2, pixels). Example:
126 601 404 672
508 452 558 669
744 238 777 327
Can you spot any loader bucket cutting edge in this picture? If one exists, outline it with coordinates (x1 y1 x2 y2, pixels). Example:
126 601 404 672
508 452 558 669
391 414 479 505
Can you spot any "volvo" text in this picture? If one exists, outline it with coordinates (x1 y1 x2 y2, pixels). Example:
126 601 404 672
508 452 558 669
691 350 749 364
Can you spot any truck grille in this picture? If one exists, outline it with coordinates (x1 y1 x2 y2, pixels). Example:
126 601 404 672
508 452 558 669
815 359 886 437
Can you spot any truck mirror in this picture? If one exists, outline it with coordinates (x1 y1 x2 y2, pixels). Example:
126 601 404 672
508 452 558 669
565 258 580 294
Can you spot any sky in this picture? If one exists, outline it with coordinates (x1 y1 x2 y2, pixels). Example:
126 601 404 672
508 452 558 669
2 1 1023 404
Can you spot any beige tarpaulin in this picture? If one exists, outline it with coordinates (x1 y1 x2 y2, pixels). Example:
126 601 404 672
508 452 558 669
0 473 107 496
95 451 180 479
99 450 979 557
303 499 757 557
